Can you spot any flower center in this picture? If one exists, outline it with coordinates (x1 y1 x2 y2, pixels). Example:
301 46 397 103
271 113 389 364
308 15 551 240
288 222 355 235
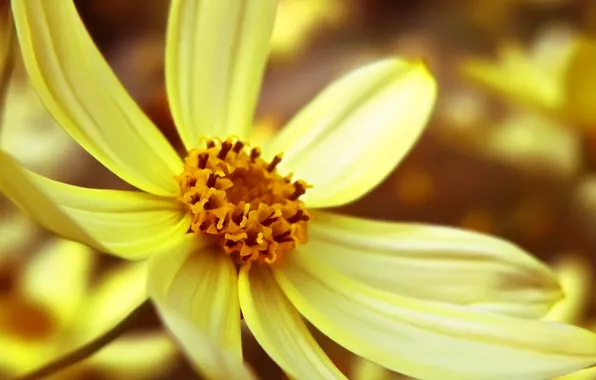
176 137 310 267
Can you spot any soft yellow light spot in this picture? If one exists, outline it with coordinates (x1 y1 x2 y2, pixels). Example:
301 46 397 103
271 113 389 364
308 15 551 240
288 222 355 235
177 138 310 267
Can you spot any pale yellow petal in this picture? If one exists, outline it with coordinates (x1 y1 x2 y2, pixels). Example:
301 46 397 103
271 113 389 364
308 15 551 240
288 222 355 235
19 239 94 326
73 261 148 343
12 0 181 196
564 37 596 128
147 235 251 379
266 58 436 208
238 264 346 380
166 0 278 149
557 321 596 380
276 253 596 380
306 212 562 318
86 333 178 380
557 367 596 380
0 151 190 260
544 253 592 324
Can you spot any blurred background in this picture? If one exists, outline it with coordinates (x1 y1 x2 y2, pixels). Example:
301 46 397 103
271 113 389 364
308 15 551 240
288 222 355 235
1 0 596 379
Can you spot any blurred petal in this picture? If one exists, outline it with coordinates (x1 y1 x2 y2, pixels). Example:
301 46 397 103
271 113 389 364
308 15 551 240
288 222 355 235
564 37 596 128
0 79 87 181
276 255 596 380
266 58 436 208
485 112 580 178
461 44 563 114
0 151 190 260
557 322 596 380
0 211 37 263
270 0 347 61
529 26 577 86
0 332 54 376
544 253 592 324
12 0 181 196
238 264 346 380
166 0 278 149
307 212 562 317
20 239 93 325
351 358 404 380
74 261 149 343
148 235 251 379
87 333 178 380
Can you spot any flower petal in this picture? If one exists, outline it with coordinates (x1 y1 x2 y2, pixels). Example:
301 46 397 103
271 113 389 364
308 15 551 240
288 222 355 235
74 261 149 342
265 58 436 208
276 255 596 380
238 264 346 380
166 0 278 149
0 151 190 260
19 239 94 326
544 254 592 324
306 212 562 318
12 0 182 196
87 333 178 380
147 235 252 379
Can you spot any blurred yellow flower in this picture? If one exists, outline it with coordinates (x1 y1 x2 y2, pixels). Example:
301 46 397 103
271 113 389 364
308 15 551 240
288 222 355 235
1 1 596 379
462 26 596 130
440 27 582 177
0 236 177 379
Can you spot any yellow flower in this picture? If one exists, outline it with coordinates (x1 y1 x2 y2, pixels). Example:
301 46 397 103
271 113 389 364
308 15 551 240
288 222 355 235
0 233 177 379
461 26 596 129
1 1 596 379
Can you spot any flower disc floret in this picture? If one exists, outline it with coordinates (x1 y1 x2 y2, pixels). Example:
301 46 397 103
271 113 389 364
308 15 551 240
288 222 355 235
177 138 311 266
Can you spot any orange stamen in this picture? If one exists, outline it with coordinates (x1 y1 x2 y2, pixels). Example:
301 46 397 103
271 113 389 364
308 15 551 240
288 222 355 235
176 137 311 267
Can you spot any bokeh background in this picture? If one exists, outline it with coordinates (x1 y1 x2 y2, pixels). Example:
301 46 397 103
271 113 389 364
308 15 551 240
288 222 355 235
1 0 596 379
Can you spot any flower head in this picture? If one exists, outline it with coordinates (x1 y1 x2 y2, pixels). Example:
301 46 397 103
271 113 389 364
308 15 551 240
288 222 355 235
1 1 596 379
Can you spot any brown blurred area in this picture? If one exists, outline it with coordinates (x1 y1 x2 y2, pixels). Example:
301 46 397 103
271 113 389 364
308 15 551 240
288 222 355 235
2 0 596 379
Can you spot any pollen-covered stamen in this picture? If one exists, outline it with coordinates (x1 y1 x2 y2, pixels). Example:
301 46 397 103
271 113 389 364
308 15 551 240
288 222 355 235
267 155 282 172
176 137 311 267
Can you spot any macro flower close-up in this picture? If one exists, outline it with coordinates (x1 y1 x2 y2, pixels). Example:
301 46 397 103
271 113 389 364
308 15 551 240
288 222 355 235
2 1 596 380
